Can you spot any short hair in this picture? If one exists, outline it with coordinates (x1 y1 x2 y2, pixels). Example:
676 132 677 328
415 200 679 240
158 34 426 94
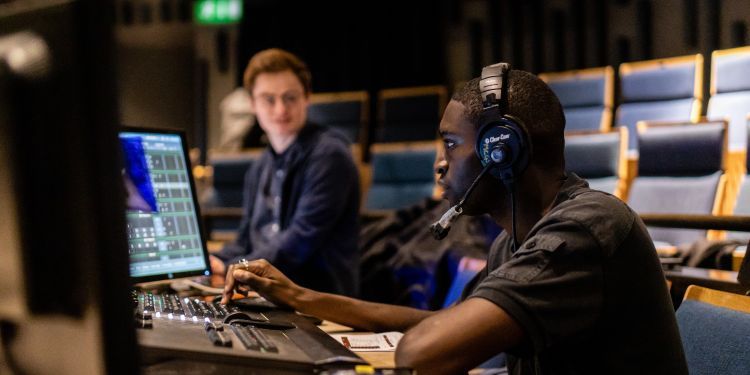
242 48 312 96
451 70 566 171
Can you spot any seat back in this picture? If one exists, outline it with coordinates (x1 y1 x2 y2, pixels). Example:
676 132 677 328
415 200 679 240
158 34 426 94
308 91 369 150
628 121 727 246
726 122 750 241
540 66 614 132
375 85 447 143
201 150 262 237
205 150 263 208
616 54 704 157
708 46 750 152
564 127 628 198
676 285 750 375
365 141 437 210
442 256 487 308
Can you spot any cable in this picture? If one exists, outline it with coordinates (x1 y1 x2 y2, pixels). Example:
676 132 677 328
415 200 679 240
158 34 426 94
458 163 495 208
430 163 495 240
506 180 518 253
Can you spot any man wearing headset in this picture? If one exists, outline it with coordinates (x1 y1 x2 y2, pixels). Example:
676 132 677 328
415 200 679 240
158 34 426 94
223 66 688 375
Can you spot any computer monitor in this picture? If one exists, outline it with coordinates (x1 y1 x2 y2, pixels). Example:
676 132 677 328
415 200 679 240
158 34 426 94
119 127 211 284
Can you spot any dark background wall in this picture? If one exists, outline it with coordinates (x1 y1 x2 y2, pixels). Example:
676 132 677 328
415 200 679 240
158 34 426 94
236 0 449 92
235 0 750 90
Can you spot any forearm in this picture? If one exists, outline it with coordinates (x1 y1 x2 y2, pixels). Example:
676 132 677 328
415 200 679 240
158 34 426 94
395 298 524 374
224 260 431 332
291 288 435 333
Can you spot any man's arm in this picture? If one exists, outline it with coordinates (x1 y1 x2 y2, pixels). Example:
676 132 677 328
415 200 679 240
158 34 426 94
222 259 435 332
395 297 525 375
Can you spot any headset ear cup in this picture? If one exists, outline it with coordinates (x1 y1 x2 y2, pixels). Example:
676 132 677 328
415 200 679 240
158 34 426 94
475 117 528 183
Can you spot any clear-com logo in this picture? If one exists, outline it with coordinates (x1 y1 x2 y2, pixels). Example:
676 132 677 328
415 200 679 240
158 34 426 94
485 134 510 143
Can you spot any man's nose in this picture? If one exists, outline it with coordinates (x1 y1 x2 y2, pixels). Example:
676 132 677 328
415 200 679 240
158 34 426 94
434 159 447 176
273 99 289 114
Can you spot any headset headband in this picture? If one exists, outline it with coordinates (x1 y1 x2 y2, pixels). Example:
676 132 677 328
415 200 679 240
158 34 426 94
480 63 510 114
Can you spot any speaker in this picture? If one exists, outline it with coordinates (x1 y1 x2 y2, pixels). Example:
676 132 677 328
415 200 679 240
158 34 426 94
474 63 529 185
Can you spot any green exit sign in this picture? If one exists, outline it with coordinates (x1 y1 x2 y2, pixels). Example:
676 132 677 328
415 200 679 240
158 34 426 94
194 0 243 25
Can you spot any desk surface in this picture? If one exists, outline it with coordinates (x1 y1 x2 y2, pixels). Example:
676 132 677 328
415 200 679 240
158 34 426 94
318 321 397 368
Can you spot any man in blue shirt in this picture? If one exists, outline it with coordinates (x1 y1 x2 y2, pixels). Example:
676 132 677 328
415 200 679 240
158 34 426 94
211 48 360 296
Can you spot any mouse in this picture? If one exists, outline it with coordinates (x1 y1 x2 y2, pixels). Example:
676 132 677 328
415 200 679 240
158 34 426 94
223 311 297 330
231 296 293 311
223 310 268 324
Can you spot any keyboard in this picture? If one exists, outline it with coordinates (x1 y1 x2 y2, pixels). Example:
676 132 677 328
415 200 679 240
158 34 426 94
133 291 366 373
135 291 267 325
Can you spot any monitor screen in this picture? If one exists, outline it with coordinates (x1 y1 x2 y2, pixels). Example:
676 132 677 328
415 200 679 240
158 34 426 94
119 127 210 283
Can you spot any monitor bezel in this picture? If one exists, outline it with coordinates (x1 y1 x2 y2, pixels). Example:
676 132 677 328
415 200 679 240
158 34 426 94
119 125 212 284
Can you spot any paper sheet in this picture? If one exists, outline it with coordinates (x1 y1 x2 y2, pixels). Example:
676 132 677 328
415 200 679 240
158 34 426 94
330 331 404 352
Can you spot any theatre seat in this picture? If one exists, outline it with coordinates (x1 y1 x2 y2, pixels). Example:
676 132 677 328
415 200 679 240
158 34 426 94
676 285 750 375
708 46 750 152
375 85 447 143
707 47 750 217
616 54 703 157
539 66 614 132
364 141 437 211
204 150 262 208
627 121 727 247
442 256 486 308
564 127 628 199
202 150 262 238
308 90 369 150
725 122 750 242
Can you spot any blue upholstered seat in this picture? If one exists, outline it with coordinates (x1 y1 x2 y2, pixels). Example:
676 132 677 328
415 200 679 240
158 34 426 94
206 153 259 208
540 66 614 132
307 91 369 145
627 122 727 247
202 151 261 235
376 86 447 143
726 123 750 241
564 128 626 197
708 47 750 151
676 285 750 375
365 142 437 210
442 256 486 308
616 55 703 156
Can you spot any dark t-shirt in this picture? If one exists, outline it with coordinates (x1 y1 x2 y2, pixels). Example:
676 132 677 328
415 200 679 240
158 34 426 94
466 173 688 375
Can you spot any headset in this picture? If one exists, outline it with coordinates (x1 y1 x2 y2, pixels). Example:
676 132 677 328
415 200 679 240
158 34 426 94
475 62 530 184
430 62 530 252
475 63 530 251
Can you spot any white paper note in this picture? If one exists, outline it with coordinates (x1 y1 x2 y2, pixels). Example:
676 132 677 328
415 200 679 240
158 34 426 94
330 331 404 352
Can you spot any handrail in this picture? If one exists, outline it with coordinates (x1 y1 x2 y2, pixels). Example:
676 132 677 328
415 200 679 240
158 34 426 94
639 214 750 231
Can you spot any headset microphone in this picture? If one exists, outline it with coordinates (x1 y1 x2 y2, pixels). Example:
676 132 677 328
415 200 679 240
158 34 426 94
429 205 462 241
430 163 494 240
